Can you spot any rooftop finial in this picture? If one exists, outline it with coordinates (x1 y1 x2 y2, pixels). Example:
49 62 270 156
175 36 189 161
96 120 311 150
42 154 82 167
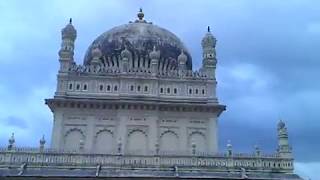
207 26 210 32
137 8 144 20
69 18 72 24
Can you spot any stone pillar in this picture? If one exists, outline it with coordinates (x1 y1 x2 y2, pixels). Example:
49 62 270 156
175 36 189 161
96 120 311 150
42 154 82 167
86 115 95 152
208 117 218 154
180 115 188 153
50 111 64 149
117 113 127 153
148 113 159 153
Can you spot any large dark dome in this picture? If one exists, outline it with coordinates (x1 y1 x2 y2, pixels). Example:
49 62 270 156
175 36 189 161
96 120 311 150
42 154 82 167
84 13 192 70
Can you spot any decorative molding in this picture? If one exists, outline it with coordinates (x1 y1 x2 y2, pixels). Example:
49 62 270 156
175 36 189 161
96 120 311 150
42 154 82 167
64 127 86 139
127 126 148 138
160 129 179 139
94 128 114 139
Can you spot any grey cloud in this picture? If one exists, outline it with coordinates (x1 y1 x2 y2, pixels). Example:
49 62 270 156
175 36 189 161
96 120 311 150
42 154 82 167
0 0 319 164
1 116 28 129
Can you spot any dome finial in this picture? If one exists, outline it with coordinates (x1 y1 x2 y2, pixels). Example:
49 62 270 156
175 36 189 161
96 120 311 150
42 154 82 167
207 26 210 32
69 18 72 24
137 8 144 20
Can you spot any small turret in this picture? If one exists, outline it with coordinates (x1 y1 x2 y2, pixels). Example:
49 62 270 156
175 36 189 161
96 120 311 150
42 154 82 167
91 44 102 66
39 135 46 152
201 26 217 79
226 140 233 157
121 46 132 73
8 133 15 151
149 46 160 75
135 8 147 23
58 18 77 72
254 145 261 156
62 18 77 40
178 49 187 73
277 120 292 158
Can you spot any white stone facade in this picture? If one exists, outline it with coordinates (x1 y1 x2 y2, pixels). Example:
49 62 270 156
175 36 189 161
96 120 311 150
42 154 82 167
48 102 221 155
47 11 224 155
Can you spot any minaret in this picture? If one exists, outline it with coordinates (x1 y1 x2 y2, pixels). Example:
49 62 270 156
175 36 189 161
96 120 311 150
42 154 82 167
149 46 160 76
277 120 292 158
201 26 217 79
58 18 77 73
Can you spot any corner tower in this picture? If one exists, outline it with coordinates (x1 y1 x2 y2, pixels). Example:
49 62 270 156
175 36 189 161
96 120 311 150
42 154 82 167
201 26 217 79
58 18 76 73
277 120 292 158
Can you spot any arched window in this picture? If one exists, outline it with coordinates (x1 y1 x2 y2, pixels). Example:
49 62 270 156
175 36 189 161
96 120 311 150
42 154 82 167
76 84 80 90
167 88 170 94
69 83 73 90
174 88 177 94
202 89 205 95
160 88 164 94
195 89 199 94
99 85 103 91
144 86 148 92
114 85 118 91
107 85 111 91
83 84 88 91
137 86 141 92
189 88 192 94
130 85 134 91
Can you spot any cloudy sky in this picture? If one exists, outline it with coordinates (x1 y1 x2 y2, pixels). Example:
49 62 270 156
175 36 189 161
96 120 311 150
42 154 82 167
0 0 319 179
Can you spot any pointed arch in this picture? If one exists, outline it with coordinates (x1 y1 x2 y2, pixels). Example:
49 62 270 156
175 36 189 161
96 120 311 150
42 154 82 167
64 128 85 151
94 129 114 154
160 130 179 152
188 131 207 153
127 129 148 154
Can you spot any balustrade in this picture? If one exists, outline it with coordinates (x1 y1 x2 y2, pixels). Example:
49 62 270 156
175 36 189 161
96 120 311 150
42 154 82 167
0 147 293 173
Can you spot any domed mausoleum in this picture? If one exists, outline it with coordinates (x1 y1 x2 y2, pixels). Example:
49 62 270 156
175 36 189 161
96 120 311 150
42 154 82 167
0 9 302 180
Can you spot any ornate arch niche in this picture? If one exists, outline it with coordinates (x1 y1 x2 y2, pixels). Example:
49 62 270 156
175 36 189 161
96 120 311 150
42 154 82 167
64 128 85 151
188 130 207 153
159 130 179 153
126 128 148 154
94 129 114 154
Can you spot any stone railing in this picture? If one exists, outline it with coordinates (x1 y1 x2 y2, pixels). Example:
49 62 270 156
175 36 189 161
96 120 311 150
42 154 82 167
0 147 293 173
68 64 210 80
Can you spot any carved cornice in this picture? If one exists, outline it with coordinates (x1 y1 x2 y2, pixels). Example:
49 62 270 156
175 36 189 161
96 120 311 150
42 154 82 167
45 98 226 114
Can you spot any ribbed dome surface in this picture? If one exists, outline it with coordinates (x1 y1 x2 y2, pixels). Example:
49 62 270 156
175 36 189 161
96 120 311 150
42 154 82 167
84 20 192 70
